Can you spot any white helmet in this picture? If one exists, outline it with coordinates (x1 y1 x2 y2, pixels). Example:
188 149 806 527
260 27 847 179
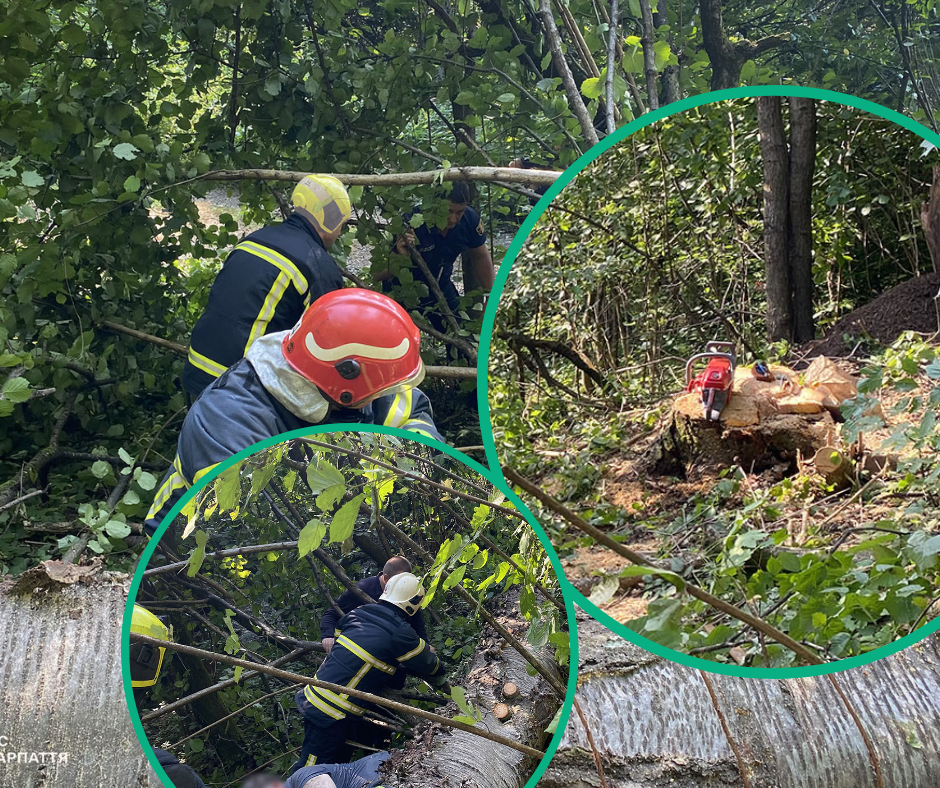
380 572 425 616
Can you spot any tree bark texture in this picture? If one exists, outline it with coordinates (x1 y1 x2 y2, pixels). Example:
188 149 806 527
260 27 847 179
637 0 659 111
537 0 600 147
203 166 561 186
921 166 940 275
0 572 156 787
541 610 940 788
385 592 563 788
758 96 792 342
788 97 817 343
698 0 741 90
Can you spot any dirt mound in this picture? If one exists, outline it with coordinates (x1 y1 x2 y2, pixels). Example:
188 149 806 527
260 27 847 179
808 272 939 357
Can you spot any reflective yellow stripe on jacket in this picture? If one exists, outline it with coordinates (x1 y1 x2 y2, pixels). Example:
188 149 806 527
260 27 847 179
382 388 413 429
336 635 396 674
235 241 308 295
397 638 426 662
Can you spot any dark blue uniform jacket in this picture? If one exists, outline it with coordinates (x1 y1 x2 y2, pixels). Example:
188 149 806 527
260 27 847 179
183 214 344 397
385 207 486 313
301 601 441 724
319 574 427 641
145 358 441 533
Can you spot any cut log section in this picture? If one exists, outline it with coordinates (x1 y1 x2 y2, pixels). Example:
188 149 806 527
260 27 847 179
383 591 563 788
0 567 157 787
541 609 940 788
643 363 849 477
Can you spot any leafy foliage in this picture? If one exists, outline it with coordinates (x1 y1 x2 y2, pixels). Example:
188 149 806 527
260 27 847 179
135 433 565 782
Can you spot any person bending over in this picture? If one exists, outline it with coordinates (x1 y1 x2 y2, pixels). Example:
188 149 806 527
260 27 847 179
145 290 442 533
184 175 352 398
319 555 426 653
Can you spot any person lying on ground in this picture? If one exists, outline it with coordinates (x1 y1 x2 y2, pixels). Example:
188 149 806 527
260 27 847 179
184 175 352 399
293 573 445 772
154 748 209 788
320 555 427 653
374 181 495 332
145 290 442 533
242 750 390 788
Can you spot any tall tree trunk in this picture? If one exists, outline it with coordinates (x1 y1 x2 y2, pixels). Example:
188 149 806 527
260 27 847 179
654 0 680 105
699 0 741 90
0 572 157 786
541 612 940 787
637 0 659 111
537 0 600 147
757 96 792 342
788 97 817 343
922 166 940 275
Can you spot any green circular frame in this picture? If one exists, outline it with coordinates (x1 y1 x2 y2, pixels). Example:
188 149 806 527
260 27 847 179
478 85 940 679
121 425 579 788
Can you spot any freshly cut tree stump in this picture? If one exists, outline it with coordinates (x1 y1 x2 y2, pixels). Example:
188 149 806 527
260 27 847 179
541 610 940 788
645 365 841 477
383 591 563 788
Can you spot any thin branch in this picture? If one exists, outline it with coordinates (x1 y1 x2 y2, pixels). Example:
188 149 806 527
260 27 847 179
503 466 825 665
131 633 546 759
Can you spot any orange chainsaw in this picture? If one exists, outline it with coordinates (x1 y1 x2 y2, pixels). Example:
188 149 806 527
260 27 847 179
685 341 736 422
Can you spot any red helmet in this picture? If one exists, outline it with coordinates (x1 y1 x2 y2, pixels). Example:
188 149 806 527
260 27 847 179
282 288 425 407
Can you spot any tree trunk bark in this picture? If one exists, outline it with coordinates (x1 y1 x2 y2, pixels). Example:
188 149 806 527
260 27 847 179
537 0 600 147
637 0 659 111
788 97 817 343
541 611 940 787
699 0 742 90
385 591 563 788
758 96 792 342
0 570 157 786
921 165 940 275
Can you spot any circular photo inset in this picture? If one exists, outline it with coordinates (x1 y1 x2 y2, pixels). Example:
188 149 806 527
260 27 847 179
486 88 940 675
124 429 571 788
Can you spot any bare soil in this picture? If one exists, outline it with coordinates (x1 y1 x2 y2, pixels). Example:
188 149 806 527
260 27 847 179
806 272 940 357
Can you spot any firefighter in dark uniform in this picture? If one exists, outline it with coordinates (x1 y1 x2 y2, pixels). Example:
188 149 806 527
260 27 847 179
241 751 390 788
183 174 351 399
319 556 426 654
293 572 445 772
375 182 495 332
145 290 442 533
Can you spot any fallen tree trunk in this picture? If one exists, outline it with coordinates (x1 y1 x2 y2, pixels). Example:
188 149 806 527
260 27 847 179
384 592 564 788
0 566 156 786
542 610 940 788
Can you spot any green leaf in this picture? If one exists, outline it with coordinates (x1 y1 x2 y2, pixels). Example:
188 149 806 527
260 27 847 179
215 463 242 511
264 73 282 96
113 143 139 160
472 549 488 570
451 686 475 717
442 564 467 590
544 707 563 734
123 175 141 193
187 530 210 577
298 518 327 557
137 471 157 491
234 665 244 683
307 460 345 493
317 483 346 511
452 715 477 725
581 77 602 99
619 564 686 591
105 520 131 539
283 469 297 492
740 59 757 82
329 493 365 544
188 738 204 753
2 377 31 403
91 460 111 479
21 170 44 188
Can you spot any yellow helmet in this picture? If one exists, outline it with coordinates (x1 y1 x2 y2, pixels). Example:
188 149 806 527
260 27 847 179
130 605 169 688
291 174 351 235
